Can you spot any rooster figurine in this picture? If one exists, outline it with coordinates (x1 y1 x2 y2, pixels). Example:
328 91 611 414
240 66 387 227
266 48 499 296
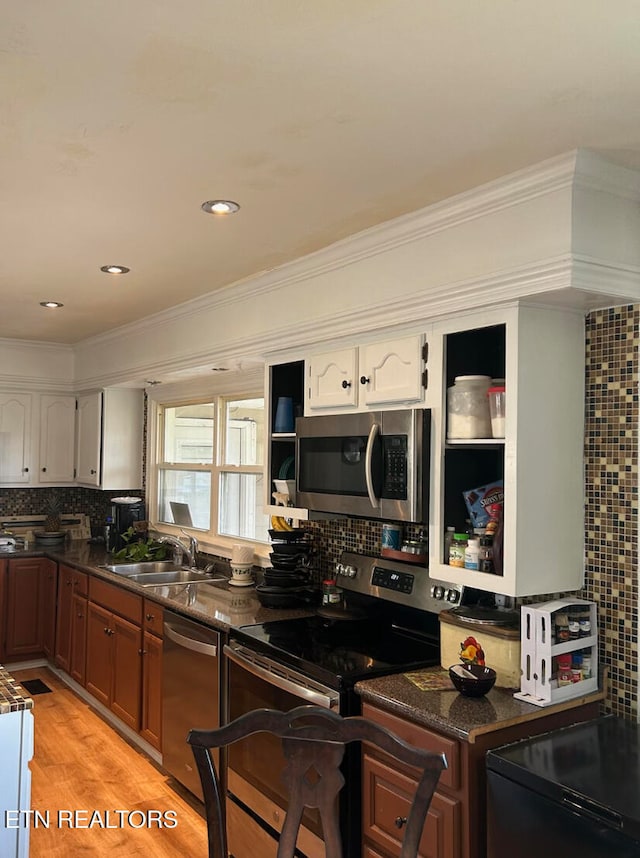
459 635 486 665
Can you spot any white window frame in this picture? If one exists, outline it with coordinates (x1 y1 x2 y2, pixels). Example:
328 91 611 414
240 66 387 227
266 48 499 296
146 385 268 560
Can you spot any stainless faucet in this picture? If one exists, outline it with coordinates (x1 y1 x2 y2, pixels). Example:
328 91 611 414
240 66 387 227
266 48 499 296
158 533 198 568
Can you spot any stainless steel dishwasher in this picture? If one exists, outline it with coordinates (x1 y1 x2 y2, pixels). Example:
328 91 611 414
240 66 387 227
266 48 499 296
162 610 221 801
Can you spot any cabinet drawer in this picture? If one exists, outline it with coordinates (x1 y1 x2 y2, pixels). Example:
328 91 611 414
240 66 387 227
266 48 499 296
89 577 142 625
363 751 461 858
72 569 88 597
362 703 460 791
142 599 164 636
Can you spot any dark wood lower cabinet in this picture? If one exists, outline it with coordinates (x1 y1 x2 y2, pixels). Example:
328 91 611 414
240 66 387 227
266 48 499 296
140 630 162 750
362 699 602 858
69 592 87 686
4 557 57 660
54 564 88 673
85 599 142 732
40 560 58 659
140 599 163 750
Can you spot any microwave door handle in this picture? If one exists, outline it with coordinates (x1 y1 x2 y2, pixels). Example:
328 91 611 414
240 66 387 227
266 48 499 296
365 422 380 509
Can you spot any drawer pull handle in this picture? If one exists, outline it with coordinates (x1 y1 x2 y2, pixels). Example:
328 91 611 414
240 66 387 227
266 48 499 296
146 613 155 621
394 816 407 829
341 379 351 389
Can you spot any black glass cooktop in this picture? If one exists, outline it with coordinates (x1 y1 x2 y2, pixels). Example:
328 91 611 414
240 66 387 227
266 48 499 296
233 614 440 690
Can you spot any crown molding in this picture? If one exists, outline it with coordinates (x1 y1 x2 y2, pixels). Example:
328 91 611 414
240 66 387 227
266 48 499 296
64 249 640 390
0 337 74 353
78 150 582 350
0 374 75 393
574 150 640 200
571 255 640 296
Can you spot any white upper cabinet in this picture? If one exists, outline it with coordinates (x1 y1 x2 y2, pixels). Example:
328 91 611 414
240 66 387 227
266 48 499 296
75 392 102 487
306 334 428 413
38 395 76 484
360 336 426 406
0 393 32 484
429 304 585 598
76 389 143 490
307 348 358 410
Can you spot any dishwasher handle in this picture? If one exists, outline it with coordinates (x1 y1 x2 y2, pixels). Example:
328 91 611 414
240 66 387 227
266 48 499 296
164 621 218 657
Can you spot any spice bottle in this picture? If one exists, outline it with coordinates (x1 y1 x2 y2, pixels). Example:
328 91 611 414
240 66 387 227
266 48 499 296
449 534 467 567
443 526 455 564
568 608 580 640
555 612 570 643
464 536 480 570
322 579 343 606
479 536 494 573
578 608 592 638
556 652 572 686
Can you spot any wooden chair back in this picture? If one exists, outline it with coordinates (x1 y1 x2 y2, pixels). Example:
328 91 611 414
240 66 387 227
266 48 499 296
187 704 447 858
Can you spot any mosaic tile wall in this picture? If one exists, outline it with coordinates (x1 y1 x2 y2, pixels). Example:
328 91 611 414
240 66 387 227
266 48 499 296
0 487 145 535
584 305 638 721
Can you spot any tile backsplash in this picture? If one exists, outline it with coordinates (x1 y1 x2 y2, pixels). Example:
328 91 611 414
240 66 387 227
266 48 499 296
0 487 143 535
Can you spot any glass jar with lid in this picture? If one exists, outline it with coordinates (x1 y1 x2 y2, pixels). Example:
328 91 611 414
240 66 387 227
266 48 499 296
447 375 492 439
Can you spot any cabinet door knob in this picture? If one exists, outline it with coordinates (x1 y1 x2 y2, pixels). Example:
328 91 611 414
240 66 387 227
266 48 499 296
104 627 109 634
23 467 29 473
360 376 370 385
90 469 97 475
146 613 154 621
42 467 47 472
394 816 407 829
341 379 351 389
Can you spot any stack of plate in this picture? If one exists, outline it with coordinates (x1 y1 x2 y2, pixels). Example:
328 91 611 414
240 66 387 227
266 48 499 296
257 529 313 606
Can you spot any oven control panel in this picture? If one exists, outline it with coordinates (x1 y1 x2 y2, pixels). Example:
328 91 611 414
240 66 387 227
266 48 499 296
335 551 464 613
371 567 414 594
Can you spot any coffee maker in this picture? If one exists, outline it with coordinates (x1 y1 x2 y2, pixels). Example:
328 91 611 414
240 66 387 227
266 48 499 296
110 499 146 551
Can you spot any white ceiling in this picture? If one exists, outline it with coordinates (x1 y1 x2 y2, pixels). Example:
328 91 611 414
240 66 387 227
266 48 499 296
3 1 640 345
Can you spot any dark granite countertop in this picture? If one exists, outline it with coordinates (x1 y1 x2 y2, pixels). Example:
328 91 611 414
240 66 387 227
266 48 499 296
355 667 605 743
0 665 34 714
0 541 314 632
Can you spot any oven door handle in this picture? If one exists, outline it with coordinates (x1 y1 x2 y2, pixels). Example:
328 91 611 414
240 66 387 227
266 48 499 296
365 421 380 509
225 645 339 709
164 622 218 657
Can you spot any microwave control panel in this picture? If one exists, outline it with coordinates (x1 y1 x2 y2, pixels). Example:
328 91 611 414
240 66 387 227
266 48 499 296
382 435 408 499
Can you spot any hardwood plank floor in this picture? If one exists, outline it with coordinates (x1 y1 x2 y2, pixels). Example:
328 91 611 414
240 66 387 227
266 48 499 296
11 667 208 858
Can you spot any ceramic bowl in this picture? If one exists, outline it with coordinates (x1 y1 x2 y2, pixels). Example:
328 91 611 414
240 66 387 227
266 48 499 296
449 663 497 697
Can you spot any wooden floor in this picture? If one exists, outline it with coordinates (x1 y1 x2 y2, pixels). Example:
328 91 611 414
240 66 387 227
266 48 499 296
11 667 209 858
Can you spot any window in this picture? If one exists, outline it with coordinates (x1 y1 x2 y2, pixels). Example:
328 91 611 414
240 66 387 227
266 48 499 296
155 396 268 543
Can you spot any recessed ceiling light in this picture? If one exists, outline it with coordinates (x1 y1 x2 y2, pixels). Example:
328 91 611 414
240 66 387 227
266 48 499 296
201 200 240 215
100 265 130 274
40 301 64 309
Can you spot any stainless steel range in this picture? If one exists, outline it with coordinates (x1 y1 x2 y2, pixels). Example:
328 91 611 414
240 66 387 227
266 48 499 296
225 551 464 858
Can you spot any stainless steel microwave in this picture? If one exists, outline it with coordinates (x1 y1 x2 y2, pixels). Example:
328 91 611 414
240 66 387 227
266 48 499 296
296 409 430 522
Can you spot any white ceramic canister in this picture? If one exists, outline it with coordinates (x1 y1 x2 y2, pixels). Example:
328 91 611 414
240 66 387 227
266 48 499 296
447 375 492 439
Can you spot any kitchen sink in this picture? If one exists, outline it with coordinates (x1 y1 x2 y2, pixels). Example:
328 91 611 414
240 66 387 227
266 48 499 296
125 569 223 587
101 561 183 576
100 561 225 586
